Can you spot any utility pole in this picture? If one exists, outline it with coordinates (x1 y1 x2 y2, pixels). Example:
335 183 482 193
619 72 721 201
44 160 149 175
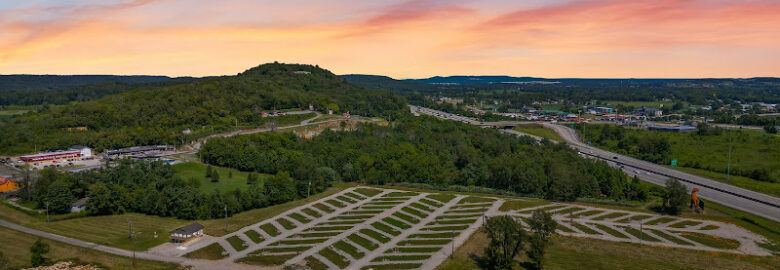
224 205 228 231
727 127 733 181
45 202 49 222
128 219 135 269
307 180 311 198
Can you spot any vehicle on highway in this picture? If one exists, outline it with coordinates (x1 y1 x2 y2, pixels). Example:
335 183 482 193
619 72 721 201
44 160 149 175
613 156 618 160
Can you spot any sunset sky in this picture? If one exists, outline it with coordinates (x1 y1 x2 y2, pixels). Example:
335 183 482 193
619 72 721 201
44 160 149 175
1 0 779 78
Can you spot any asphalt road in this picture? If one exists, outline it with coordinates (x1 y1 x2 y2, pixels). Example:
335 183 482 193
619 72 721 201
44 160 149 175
411 105 780 222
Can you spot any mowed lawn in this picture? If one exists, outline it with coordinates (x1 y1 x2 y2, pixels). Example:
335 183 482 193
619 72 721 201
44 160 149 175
172 162 270 193
0 226 179 270
513 124 564 142
586 125 780 196
0 204 188 251
0 182 356 252
437 231 778 270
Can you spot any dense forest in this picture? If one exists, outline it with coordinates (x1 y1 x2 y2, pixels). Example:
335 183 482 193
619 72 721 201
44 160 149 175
200 116 647 202
0 79 197 106
345 75 780 105
19 159 319 219
0 63 406 154
0 75 175 92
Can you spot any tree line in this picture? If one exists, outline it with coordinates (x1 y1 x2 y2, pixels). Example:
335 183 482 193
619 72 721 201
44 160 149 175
20 159 328 220
200 116 648 202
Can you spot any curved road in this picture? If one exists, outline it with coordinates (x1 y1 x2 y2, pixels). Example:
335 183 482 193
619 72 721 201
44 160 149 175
411 105 780 222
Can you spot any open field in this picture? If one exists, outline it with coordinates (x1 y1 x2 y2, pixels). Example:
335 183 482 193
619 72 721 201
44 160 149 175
172 162 270 193
513 123 565 142
671 166 780 197
0 225 179 270
0 204 188 251
583 124 780 196
0 183 355 251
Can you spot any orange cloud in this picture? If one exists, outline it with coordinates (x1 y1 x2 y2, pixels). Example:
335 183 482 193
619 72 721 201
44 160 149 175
0 0 778 78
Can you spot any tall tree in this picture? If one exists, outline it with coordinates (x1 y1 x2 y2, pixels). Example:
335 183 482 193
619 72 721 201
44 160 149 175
664 178 688 215
527 210 558 270
478 215 526 270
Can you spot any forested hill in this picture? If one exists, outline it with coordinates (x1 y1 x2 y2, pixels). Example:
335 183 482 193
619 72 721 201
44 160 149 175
0 78 198 105
0 63 406 154
0 75 176 91
341 74 437 92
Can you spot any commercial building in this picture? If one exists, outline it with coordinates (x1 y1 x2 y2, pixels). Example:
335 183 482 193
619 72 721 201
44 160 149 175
19 146 92 163
647 125 696 133
105 145 175 158
170 223 205 243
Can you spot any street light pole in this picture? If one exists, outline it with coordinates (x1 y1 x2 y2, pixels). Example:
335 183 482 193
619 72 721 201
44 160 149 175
45 202 49 222
224 205 228 231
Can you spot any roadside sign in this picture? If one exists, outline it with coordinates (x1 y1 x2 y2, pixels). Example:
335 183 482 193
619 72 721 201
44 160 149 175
587 141 591 145
671 159 678 167
571 124 574 128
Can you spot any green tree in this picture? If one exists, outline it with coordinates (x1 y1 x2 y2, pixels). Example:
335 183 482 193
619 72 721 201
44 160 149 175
478 215 526 270
86 182 113 215
247 173 257 185
764 123 777 134
30 238 50 267
45 180 75 214
211 170 220 183
264 171 297 204
527 210 557 270
664 178 688 215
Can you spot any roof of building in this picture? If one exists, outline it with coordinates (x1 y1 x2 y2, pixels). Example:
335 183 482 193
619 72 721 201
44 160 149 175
170 223 204 235
0 177 14 185
648 125 696 131
71 197 89 208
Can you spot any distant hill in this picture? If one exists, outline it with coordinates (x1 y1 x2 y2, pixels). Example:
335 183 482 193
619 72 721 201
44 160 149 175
341 74 436 92
0 78 198 105
0 63 406 154
407 75 556 85
0 75 177 91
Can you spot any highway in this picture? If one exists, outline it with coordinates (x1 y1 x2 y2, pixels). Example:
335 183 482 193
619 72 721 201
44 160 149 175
411 105 780 222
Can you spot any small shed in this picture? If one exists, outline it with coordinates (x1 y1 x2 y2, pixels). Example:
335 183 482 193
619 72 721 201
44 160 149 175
70 198 89 213
170 223 205 243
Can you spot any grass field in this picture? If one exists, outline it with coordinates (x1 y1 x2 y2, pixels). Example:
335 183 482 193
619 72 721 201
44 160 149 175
436 231 778 270
672 166 780 197
172 162 271 193
185 243 227 260
0 226 179 270
0 182 355 252
0 204 187 251
513 123 565 142
583 124 780 196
